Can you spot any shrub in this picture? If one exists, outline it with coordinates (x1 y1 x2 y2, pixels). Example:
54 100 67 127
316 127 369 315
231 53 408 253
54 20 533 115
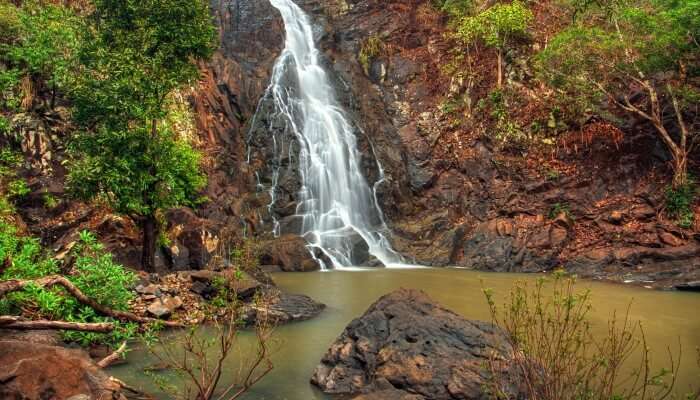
359 35 384 75
433 0 474 19
483 272 689 400
0 226 139 347
0 3 20 45
665 179 697 229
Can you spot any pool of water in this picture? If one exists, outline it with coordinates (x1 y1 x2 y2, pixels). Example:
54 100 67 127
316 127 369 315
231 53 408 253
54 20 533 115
111 269 700 399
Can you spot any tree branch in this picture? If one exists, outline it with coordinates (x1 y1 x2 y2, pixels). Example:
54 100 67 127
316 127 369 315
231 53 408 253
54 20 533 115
97 341 128 368
0 316 114 332
0 276 183 327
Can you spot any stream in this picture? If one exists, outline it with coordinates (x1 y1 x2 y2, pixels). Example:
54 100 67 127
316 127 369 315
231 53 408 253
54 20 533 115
111 269 700 399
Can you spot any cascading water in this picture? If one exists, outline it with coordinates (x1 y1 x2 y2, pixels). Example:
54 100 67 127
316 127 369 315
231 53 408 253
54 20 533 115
254 0 404 269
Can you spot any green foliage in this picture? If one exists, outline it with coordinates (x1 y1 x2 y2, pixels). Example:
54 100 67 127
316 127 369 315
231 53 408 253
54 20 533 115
0 3 20 45
66 0 215 270
478 89 527 150
433 0 474 19
549 202 573 219
0 148 27 212
456 1 533 50
0 227 139 347
71 0 217 127
537 0 700 114
5 3 82 88
68 124 206 219
665 179 697 229
358 35 384 75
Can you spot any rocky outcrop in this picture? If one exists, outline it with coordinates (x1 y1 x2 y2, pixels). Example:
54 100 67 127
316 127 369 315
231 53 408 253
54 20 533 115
311 288 522 399
0 339 125 400
259 234 322 272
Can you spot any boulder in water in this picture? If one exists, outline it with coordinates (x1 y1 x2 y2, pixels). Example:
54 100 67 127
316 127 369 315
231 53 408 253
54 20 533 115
311 288 523 399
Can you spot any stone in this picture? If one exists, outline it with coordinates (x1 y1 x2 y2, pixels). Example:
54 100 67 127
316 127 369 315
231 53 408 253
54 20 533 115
609 210 624 224
675 281 700 292
147 295 183 319
243 290 326 325
659 231 684 247
259 234 320 272
0 340 125 399
190 280 217 299
311 289 523 399
631 204 656 220
135 283 161 296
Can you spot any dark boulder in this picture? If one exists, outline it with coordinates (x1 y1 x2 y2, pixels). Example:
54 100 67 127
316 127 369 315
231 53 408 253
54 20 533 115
311 288 523 399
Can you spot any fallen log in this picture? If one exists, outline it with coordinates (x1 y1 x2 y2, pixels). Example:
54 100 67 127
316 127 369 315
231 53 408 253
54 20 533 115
0 316 114 332
0 275 183 327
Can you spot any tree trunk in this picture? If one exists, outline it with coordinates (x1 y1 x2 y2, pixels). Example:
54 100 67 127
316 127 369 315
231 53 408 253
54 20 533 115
497 50 503 89
672 152 688 189
141 215 158 273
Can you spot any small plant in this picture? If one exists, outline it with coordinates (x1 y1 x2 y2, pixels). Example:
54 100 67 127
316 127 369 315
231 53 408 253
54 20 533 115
665 179 697 229
42 192 59 209
358 35 384 75
549 202 573 220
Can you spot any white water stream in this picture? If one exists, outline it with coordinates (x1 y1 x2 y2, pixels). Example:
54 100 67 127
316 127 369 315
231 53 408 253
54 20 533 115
258 0 404 269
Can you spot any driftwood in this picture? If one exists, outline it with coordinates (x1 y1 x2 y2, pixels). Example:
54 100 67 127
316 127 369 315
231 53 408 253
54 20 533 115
0 275 183 327
97 341 128 368
0 316 115 332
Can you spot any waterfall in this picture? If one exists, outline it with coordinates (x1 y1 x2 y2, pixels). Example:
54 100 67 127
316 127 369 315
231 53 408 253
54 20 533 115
255 0 404 269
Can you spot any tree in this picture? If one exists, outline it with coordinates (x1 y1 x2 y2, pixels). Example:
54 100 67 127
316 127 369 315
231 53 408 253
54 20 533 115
68 0 217 271
536 0 699 188
456 1 533 88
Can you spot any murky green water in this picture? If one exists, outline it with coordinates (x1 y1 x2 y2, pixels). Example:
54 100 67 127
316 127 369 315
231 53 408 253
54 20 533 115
111 269 700 399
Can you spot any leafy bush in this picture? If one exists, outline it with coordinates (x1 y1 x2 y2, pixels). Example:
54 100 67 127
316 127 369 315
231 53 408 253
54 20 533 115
5 3 82 91
665 179 697 229
433 0 474 19
359 35 384 75
0 226 138 347
456 1 533 88
0 3 20 45
548 202 573 220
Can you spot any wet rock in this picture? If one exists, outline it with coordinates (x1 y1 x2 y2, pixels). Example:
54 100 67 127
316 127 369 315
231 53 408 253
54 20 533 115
259 234 320 271
0 340 125 399
244 290 325 325
675 281 700 292
311 289 523 399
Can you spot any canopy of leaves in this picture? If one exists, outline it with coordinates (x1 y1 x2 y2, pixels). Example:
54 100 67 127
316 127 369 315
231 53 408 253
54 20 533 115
537 0 699 98
456 1 533 50
72 0 218 127
68 124 206 218
1 3 82 89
